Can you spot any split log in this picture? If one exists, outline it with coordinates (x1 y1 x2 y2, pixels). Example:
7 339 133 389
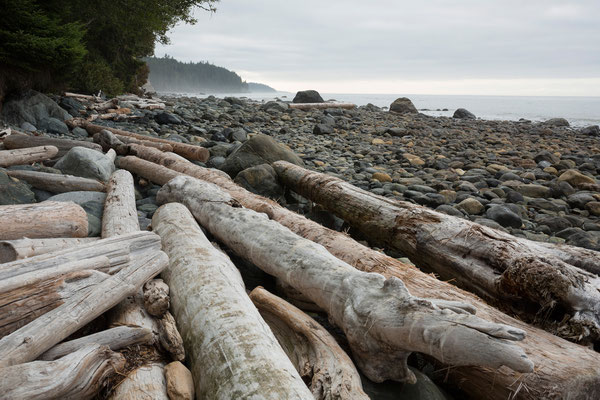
288 102 356 110
81 122 209 162
152 203 314 399
6 169 106 193
0 145 58 167
0 249 168 367
157 177 533 384
0 231 161 280
102 170 140 238
0 237 98 263
273 161 600 341
39 326 153 361
0 201 88 240
0 344 126 400
250 286 368 400
119 149 600 399
4 133 102 157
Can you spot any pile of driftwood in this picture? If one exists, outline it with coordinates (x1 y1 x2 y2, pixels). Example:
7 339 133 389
2 117 600 400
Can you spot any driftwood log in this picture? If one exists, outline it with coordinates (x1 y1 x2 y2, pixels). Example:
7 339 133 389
0 201 88 240
102 170 139 237
0 344 125 400
93 129 128 154
3 133 102 157
250 286 368 400
118 148 600 399
288 102 356 110
152 203 313 399
6 169 106 193
0 145 58 167
273 161 600 341
0 237 98 263
157 177 533 383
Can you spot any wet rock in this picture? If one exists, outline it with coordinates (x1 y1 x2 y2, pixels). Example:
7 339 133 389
486 205 522 228
234 164 284 200
517 184 551 198
313 124 334 135
580 125 600 136
0 90 70 126
38 117 69 134
544 118 569 127
155 112 183 125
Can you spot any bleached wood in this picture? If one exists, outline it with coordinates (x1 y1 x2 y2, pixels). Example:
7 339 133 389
0 237 98 263
6 169 106 193
0 250 168 366
109 364 168 400
3 133 102 157
157 176 533 384
101 170 140 238
143 279 170 317
0 201 88 240
250 287 368 400
106 148 117 163
117 155 180 185
115 133 173 152
288 102 356 110
0 344 126 400
64 92 99 101
39 326 153 361
0 145 58 167
152 203 313 399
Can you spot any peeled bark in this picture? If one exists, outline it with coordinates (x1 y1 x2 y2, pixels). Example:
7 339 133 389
250 287 369 400
157 177 533 384
152 203 313 399
39 326 153 361
0 201 88 240
0 145 58 167
119 148 600 399
0 249 167 367
274 161 600 341
288 102 356 110
0 237 98 263
6 169 106 193
0 344 126 400
3 133 102 158
102 170 140 238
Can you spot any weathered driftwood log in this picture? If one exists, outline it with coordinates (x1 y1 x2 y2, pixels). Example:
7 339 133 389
118 148 600 399
93 129 128 154
0 231 161 280
102 170 140 238
39 326 153 361
82 122 209 162
0 344 125 400
274 161 600 341
157 177 533 384
0 237 98 263
152 203 313 399
0 201 88 240
117 155 180 185
0 269 108 338
250 287 368 400
6 169 106 193
109 364 168 399
288 102 356 110
3 133 102 157
0 249 167 367
64 91 99 101
0 145 58 167
115 133 174 152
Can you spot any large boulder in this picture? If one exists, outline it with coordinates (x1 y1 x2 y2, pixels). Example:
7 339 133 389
59 97 86 117
389 97 418 114
155 112 183 125
453 108 476 119
54 146 115 182
292 90 324 103
38 117 69 134
220 134 304 177
0 90 71 127
234 164 284 200
580 125 600 136
543 118 570 127
0 169 36 205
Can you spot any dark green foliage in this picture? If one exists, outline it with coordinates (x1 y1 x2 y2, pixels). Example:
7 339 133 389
145 55 249 93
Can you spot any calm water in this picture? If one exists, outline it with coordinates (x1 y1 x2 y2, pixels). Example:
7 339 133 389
175 91 600 128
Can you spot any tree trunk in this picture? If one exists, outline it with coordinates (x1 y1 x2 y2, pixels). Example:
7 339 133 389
82 122 209 162
0 237 98 263
39 326 153 361
157 177 533 384
118 149 600 399
6 170 106 193
250 286 369 400
0 344 126 400
152 203 314 400
0 145 58 167
273 161 600 342
288 102 356 110
102 170 140 238
0 249 167 367
0 201 88 240
3 133 102 157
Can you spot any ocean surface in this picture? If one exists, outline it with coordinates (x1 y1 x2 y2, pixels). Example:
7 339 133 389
174 91 600 128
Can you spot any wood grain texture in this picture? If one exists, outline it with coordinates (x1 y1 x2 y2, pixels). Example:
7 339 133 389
0 145 58 166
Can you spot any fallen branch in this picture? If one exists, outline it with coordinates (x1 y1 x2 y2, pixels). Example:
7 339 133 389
6 170 106 193
0 237 98 263
0 145 58 167
102 170 140 237
4 133 102 158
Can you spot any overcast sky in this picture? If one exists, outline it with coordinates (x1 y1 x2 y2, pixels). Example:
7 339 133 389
154 0 600 96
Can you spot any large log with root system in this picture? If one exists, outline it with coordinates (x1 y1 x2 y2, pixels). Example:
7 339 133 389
3 133 102 158
0 201 88 240
156 177 534 384
152 203 314 399
0 145 58 167
250 286 369 400
6 169 106 193
0 237 98 263
273 161 600 341
118 149 600 399
0 344 125 400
